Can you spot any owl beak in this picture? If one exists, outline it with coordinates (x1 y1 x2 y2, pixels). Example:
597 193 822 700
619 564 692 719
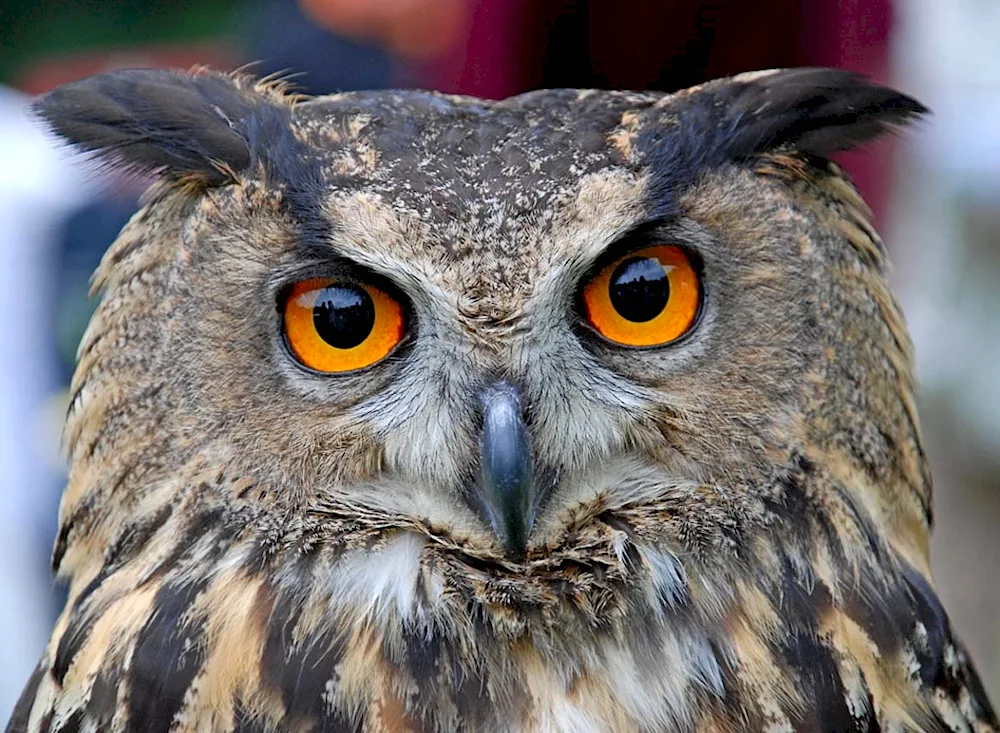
476 381 536 560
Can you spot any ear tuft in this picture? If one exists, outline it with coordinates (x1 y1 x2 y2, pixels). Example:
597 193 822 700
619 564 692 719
701 67 928 158
33 68 276 184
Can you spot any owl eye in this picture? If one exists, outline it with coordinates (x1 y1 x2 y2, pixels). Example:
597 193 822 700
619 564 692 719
581 245 701 347
282 277 404 372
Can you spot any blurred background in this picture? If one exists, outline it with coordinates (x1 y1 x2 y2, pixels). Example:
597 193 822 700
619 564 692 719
0 0 997 719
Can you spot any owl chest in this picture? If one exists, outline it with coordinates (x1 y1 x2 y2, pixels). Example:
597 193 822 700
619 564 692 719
162 629 705 732
318 625 717 733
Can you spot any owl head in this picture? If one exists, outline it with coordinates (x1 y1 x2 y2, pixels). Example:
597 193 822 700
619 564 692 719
37 67 930 634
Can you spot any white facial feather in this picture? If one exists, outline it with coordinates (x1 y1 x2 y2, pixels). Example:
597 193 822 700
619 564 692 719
327 531 427 622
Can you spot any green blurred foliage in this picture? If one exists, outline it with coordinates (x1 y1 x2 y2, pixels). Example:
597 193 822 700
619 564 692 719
0 0 242 83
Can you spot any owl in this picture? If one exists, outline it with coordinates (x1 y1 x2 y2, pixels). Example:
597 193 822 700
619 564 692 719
6 66 997 733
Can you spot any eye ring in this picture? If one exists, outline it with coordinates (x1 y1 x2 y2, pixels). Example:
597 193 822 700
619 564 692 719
282 277 405 373
581 244 702 348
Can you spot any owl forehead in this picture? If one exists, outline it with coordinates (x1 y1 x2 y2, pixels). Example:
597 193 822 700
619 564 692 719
281 90 668 311
292 89 662 236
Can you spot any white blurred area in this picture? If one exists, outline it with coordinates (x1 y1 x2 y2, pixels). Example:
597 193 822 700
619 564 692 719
888 0 1000 698
0 0 998 722
0 88 99 718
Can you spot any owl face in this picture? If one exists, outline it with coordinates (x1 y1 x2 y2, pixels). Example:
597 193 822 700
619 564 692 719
98 83 816 565
41 67 927 598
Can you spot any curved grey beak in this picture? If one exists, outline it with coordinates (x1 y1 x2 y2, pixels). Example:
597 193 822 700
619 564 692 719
476 381 536 559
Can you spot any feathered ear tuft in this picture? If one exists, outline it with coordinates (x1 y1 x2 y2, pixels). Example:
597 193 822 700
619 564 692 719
33 68 285 184
720 67 928 156
694 67 928 159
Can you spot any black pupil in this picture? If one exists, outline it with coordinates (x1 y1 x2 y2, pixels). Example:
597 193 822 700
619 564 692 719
313 285 376 349
609 256 670 322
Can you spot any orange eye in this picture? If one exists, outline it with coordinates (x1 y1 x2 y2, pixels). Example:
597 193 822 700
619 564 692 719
581 245 701 347
283 277 404 373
